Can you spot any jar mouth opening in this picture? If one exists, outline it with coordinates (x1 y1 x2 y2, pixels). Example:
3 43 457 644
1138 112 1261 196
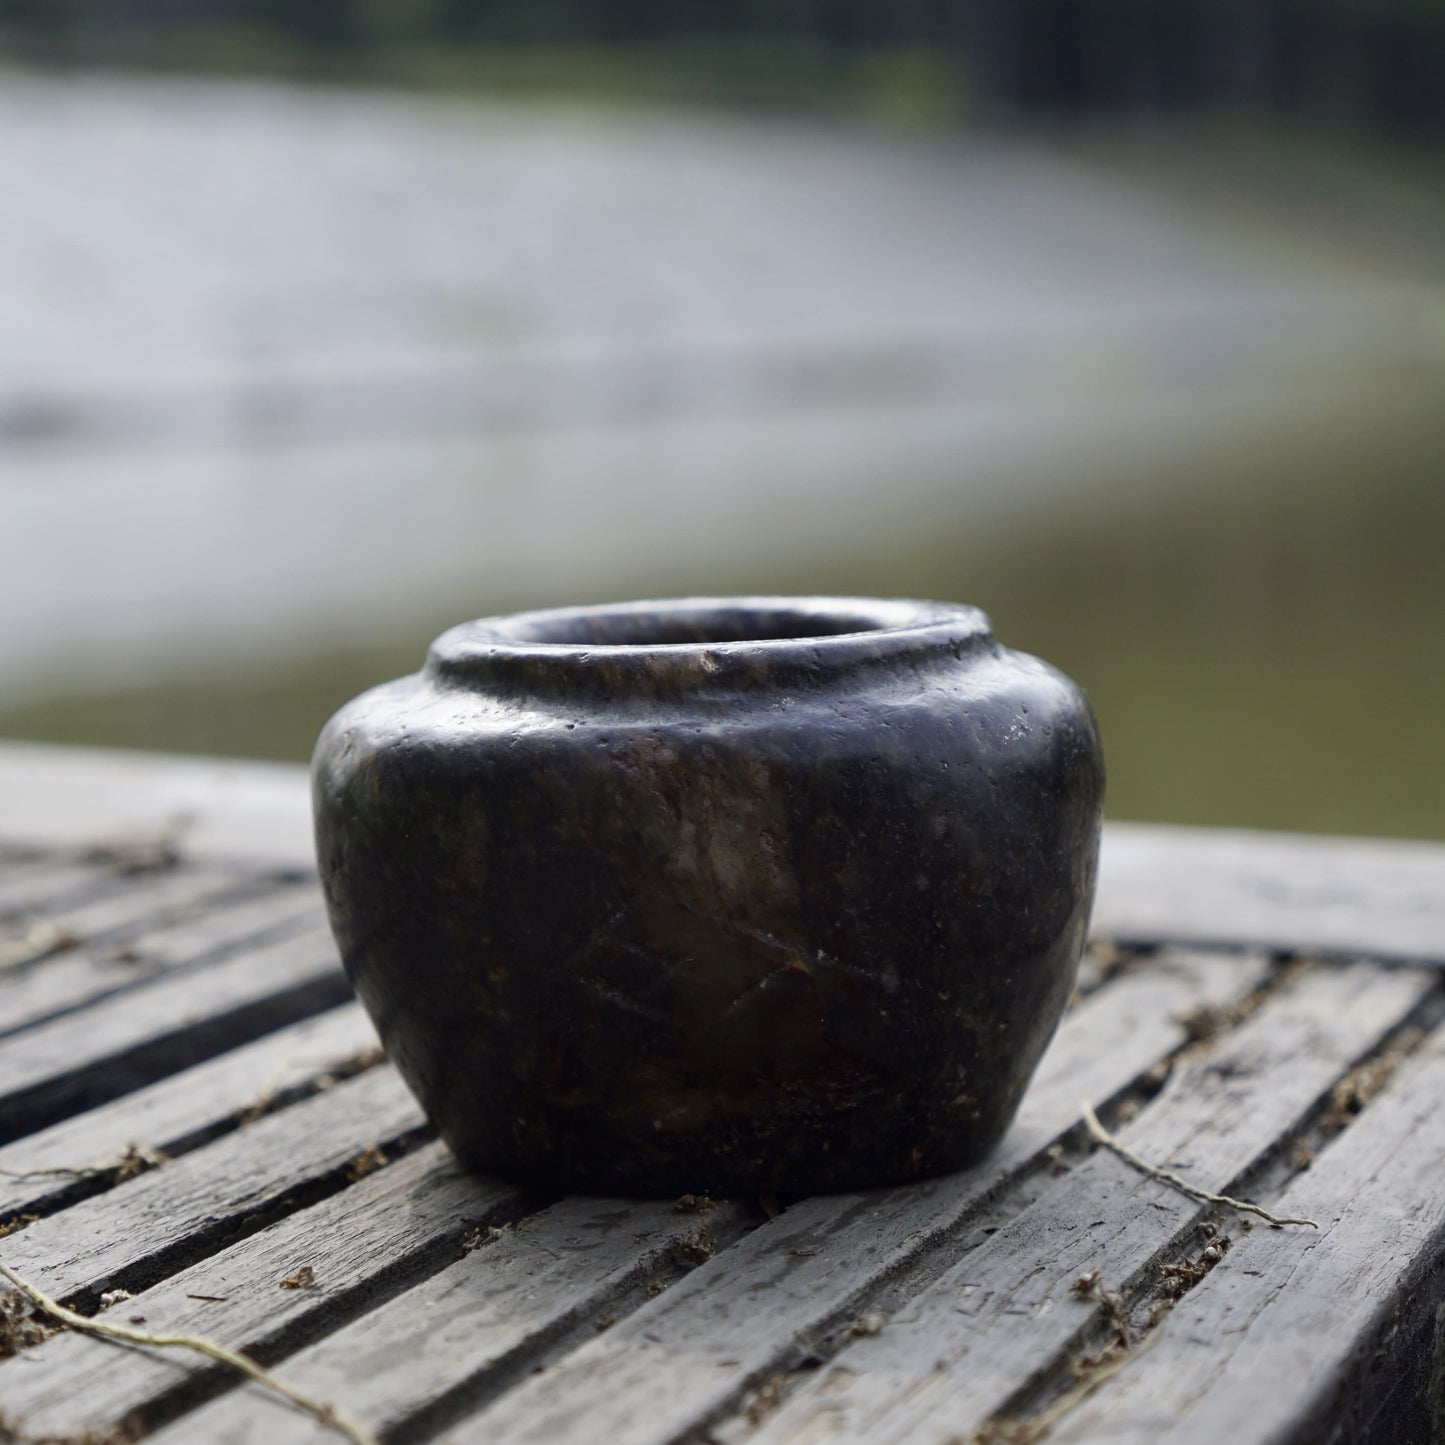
426 596 993 698
490 600 922 649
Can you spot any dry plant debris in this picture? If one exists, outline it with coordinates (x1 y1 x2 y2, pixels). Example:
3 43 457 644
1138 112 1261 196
1325 1029 1424 1130
112 1145 168 1182
1171 958 1311 1054
744 1373 788 1428
236 1045 387 1128
1173 1002 1228 1044
0 1259 374 1445
1080 1102 1319 1229
673 1192 716 1214
1 1286 56 1357
0 921 80 973
461 1223 511 1253
0 1145 167 1188
846 1312 885 1340
345 1147 386 1183
673 1227 717 1266
1157 1235 1232 1299
968 1273 1159 1445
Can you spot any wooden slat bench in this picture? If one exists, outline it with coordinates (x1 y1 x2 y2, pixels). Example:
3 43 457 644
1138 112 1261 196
1 741 1443 1445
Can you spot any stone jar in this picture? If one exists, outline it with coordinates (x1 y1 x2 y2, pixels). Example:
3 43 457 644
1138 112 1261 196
312 597 1104 1196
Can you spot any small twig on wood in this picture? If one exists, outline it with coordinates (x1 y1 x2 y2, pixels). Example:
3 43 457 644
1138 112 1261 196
0 1145 168 1186
1081 1103 1319 1229
0 1259 378 1445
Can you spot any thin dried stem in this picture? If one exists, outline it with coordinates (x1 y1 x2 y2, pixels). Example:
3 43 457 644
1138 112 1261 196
0 1260 378 1445
1081 1103 1319 1230
0 1146 167 1186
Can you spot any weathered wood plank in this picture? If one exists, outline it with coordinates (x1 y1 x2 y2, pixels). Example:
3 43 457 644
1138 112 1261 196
0 1002 376 1224
147 1195 756 1445
0 741 315 872
1095 821 1445 964
0 926 350 1144
0 1142 521 1440
0 857 125 918
1046 1018 1445 1445
427 950 1271 1445
737 961 1437 1445
0 880 317 1041
1 861 241 948
92 886 321 972
0 1064 425 1308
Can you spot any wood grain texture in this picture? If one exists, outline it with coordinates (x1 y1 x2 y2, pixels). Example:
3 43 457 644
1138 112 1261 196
1096 821 1445 964
3 763 1443 1445
739 962 1438 1445
2 1142 521 1440
1 861 242 946
0 878 318 1040
0 1063 426 1307
0 925 351 1144
0 856 133 918
95 885 321 972
429 951 1271 1445
1046 1022 1445 1445
0 741 315 871
0 1002 377 1224
150 1195 756 1445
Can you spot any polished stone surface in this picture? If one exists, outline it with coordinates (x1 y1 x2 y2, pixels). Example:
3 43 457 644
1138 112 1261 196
313 597 1104 1195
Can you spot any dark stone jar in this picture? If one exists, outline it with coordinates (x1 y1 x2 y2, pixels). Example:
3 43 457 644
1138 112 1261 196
312 597 1103 1197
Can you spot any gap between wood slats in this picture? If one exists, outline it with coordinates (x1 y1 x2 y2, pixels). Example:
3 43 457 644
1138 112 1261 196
0 855 175 921
0 947 1268 1445
0 1065 431 1312
438 959 1434 1445
417 951 1281 1445
0 1143 531 1440
0 927 353 1146
0 1002 379 1229
1043 1006 1445 1445
0 877 320 1043
731 961 1440 1445
0 842 271 925
2 862 253 955
150 1194 764 1445
17 950 1424 1445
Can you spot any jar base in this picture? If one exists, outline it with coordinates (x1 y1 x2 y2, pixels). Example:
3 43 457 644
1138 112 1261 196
436 1110 1017 1199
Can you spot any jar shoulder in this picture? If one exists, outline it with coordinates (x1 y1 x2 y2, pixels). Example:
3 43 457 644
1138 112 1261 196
313 649 1100 818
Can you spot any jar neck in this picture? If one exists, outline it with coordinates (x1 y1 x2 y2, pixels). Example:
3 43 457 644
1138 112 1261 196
425 597 995 703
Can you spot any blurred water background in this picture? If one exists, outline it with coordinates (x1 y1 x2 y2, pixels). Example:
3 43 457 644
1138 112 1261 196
2 4 1443 838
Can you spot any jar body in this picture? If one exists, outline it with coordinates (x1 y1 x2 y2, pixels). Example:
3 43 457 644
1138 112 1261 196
312 598 1104 1196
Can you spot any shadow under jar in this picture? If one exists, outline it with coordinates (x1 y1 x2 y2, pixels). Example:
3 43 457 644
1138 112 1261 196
312 597 1104 1197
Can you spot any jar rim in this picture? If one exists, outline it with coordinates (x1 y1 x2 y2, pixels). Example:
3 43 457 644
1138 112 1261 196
426 596 993 698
